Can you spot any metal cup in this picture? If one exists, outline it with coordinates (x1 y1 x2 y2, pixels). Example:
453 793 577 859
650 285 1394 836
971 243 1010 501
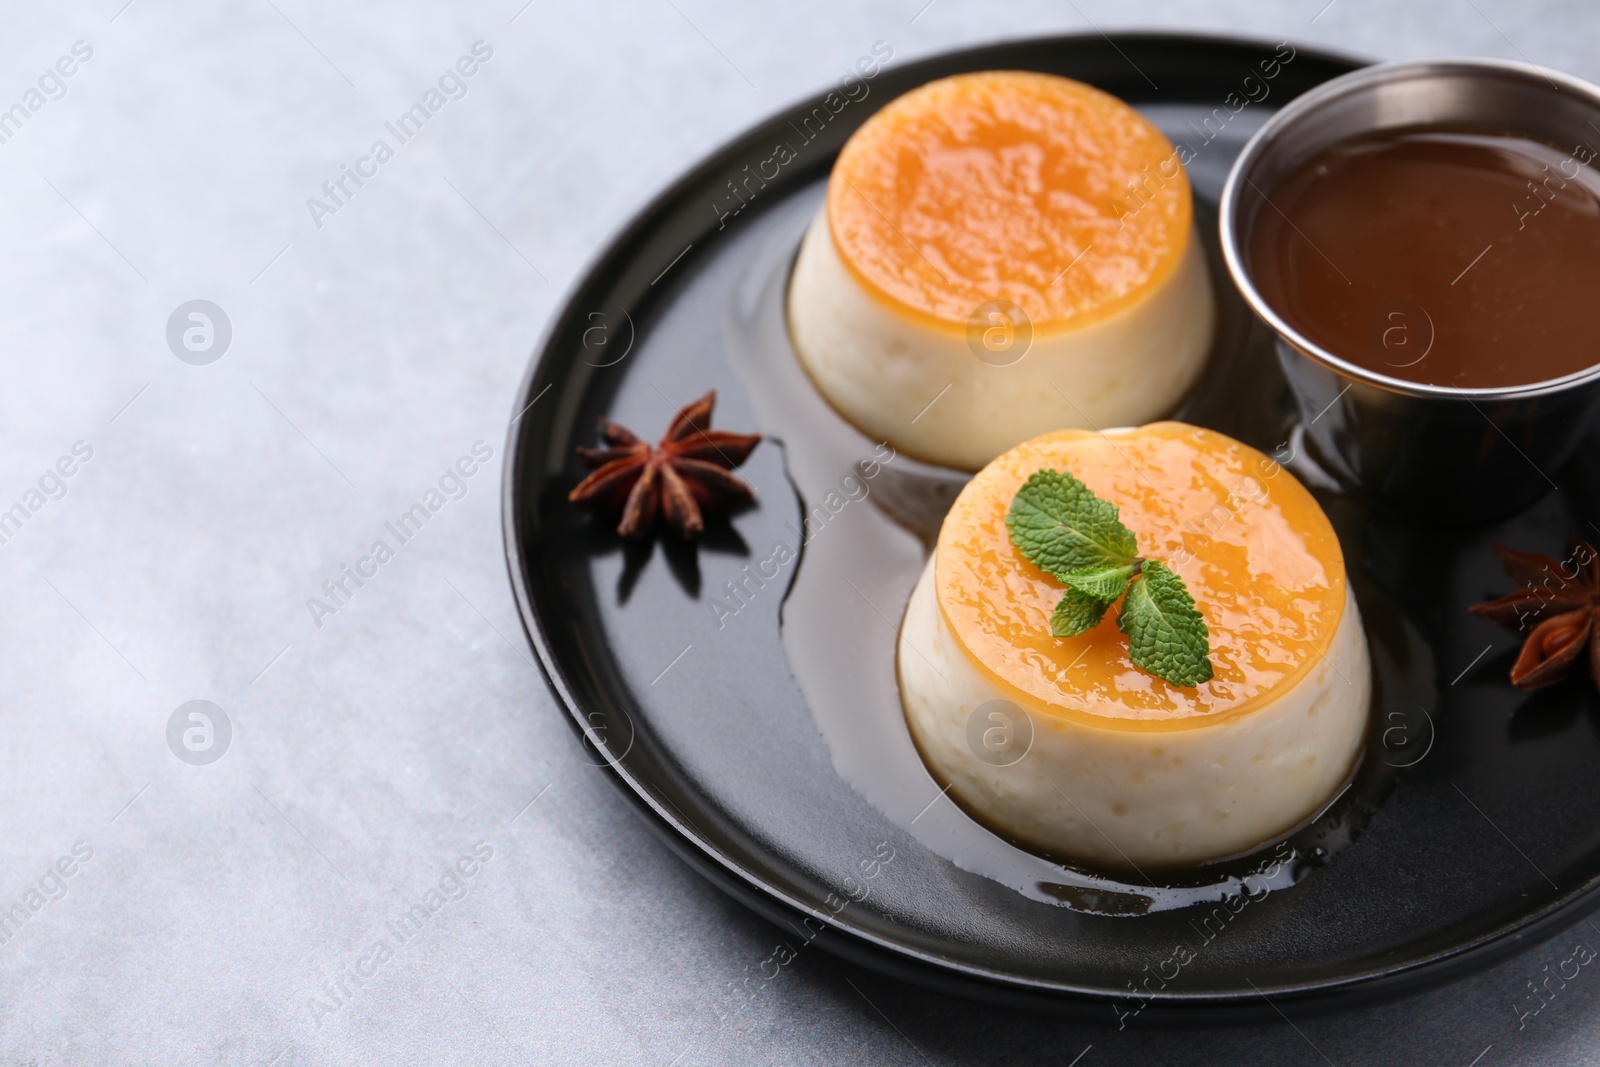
1218 58 1600 523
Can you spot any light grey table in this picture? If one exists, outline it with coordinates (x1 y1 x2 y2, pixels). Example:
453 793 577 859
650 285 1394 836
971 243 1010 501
1 1 1596 1063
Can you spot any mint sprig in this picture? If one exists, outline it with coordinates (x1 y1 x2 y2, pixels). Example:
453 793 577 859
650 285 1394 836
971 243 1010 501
1005 469 1213 687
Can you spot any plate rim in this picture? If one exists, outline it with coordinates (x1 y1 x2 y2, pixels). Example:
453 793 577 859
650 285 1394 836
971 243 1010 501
500 29 1600 1021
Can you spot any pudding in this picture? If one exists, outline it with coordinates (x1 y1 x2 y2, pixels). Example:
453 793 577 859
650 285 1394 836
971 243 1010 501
898 423 1370 869
788 71 1215 471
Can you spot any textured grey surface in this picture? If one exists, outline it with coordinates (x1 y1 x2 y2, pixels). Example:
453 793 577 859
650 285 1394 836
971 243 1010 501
1 0 1597 1064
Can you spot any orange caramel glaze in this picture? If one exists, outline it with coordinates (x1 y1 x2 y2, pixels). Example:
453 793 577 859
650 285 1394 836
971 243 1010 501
934 424 1348 729
827 70 1192 332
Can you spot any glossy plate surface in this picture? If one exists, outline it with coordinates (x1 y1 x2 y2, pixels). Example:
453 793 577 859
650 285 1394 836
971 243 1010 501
503 33 1600 1022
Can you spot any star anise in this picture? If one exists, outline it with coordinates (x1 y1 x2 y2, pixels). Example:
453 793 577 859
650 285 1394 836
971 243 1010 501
1469 538 1600 690
567 390 762 539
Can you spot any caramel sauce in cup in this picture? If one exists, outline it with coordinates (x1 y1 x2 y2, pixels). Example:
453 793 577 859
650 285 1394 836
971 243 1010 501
1249 129 1600 389
1219 58 1600 522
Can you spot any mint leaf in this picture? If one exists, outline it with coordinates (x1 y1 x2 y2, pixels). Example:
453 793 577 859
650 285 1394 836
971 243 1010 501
1061 562 1139 603
1051 589 1110 637
1117 560 1213 687
1009 466 1214 687
1006 469 1138 578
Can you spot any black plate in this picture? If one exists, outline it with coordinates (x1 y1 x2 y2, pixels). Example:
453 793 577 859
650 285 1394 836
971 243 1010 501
503 32 1600 1023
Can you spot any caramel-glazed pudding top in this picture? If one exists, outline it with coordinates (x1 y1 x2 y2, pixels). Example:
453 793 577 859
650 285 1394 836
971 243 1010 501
934 423 1349 729
827 70 1192 333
